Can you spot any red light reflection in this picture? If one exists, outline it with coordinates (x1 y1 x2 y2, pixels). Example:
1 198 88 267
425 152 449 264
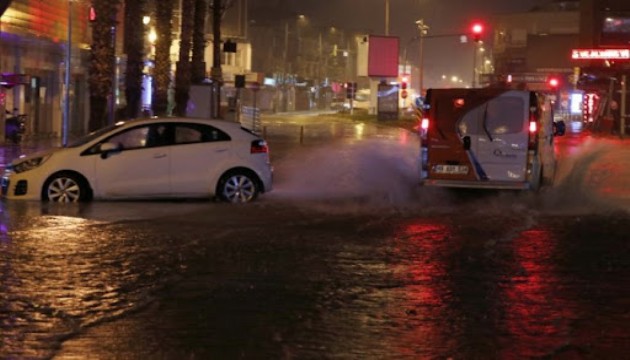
499 227 575 358
390 221 455 357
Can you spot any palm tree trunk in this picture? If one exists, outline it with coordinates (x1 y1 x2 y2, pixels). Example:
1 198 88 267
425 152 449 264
123 0 146 119
191 0 207 84
152 0 174 117
89 0 120 131
209 0 223 118
174 0 195 116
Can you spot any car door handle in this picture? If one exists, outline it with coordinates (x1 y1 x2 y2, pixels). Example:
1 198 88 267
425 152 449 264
215 149 228 153
153 153 167 159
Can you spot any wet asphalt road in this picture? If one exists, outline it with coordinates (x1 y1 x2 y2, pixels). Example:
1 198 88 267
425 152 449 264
0 114 629 359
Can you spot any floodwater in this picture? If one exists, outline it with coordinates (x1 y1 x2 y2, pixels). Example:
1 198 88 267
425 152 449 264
0 114 629 359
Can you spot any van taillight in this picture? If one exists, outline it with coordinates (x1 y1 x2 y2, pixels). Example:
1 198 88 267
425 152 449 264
251 139 269 154
421 118 429 131
528 116 538 151
529 121 537 133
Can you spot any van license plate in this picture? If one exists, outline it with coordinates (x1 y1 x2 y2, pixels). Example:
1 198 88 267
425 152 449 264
433 165 469 175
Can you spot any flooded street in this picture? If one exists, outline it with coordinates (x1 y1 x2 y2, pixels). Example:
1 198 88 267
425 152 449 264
1 114 629 359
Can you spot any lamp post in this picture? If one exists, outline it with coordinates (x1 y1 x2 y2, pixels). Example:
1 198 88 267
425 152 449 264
385 0 390 35
62 0 73 146
416 19 429 96
472 41 482 88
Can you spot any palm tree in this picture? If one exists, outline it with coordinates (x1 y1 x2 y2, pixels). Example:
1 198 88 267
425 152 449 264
123 0 146 119
152 0 175 117
173 0 195 116
88 0 120 131
191 0 207 84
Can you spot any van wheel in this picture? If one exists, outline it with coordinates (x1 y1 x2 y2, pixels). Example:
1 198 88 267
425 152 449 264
530 166 543 192
529 166 544 192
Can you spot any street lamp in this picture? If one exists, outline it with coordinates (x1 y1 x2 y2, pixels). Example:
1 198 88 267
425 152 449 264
470 22 485 88
416 19 429 96
385 0 390 35
62 0 74 146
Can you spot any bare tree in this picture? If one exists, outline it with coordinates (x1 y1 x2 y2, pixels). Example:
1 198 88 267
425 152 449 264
123 0 146 119
89 0 120 131
152 0 175 117
174 0 195 116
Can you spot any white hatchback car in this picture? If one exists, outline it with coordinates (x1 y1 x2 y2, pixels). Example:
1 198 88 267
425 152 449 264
1 117 273 203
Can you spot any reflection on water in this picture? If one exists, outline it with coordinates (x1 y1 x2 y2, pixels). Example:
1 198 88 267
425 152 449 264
391 221 455 358
499 227 576 358
0 201 199 359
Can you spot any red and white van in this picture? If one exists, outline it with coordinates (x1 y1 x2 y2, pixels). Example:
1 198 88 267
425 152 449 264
418 88 563 191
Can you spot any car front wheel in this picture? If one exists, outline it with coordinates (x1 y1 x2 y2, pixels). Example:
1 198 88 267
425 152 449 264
217 170 259 203
44 172 91 203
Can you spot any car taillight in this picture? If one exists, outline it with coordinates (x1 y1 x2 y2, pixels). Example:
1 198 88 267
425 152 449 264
250 139 269 154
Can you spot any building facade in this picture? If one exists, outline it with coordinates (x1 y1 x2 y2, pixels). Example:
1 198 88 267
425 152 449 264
488 1 580 91
0 0 92 140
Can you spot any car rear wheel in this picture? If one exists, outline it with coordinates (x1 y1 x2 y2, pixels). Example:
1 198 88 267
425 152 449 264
217 170 259 203
44 172 90 203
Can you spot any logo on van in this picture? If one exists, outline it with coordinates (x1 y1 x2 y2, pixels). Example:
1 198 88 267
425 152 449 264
493 149 517 158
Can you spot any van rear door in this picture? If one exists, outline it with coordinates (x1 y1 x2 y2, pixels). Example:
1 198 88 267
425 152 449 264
472 91 529 182
425 89 530 188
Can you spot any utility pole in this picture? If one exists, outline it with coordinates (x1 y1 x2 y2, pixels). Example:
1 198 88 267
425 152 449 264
385 0 390 36
63 0 73 146
416 19 429 96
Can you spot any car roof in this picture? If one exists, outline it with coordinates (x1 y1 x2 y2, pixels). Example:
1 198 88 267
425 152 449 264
121 117 246 133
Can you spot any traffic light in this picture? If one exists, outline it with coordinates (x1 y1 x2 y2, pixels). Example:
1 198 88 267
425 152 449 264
89 6 96 22
346 82 357 99
400 76 409 99
401 76 408 90
471 22 484 42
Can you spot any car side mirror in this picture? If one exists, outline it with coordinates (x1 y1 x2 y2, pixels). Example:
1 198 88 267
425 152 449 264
100 142 121 159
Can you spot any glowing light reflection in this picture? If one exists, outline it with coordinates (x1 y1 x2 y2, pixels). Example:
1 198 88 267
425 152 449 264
500 227 575 357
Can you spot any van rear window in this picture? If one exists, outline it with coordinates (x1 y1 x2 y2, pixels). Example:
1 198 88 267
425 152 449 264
432 92 526 137
484 97 525 135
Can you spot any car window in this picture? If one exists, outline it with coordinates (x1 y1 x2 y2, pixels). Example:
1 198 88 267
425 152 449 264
146 124 172 147
109 126 151 150
174 123 230 144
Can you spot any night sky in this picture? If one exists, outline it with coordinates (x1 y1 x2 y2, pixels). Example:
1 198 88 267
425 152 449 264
249 0 554 86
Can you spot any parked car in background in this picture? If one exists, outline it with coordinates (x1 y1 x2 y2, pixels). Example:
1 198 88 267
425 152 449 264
351 89 371 112
2 118 273 203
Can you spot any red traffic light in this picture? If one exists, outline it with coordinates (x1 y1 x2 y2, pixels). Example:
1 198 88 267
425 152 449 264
547 77 560 88
89 6 96 22
471 22 484 42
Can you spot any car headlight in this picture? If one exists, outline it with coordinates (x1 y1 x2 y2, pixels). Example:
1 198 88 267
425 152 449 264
12 155 51 173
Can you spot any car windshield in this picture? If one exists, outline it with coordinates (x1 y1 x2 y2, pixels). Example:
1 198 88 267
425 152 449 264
67 122 126 148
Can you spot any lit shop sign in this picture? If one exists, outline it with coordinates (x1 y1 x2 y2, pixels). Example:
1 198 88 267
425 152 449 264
571 48 630 60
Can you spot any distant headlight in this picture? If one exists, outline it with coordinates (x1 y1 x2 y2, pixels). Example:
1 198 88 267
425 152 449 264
12 155 51 173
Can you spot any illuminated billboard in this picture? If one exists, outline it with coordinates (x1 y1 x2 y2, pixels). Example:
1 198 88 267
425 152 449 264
571 48 630 60
367 35 399 78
